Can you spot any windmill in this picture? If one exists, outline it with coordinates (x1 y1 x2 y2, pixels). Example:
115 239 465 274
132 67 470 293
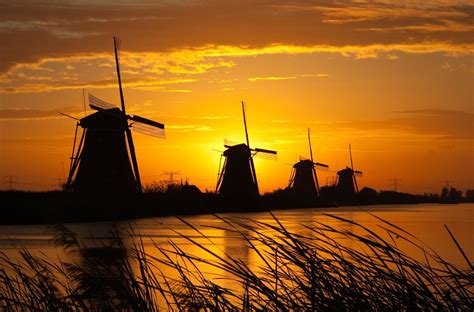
215 101 277 200
336 144 362 195
65 37 165 193
288 128 329 195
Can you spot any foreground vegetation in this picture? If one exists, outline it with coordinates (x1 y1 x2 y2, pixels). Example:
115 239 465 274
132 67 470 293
1 214 472 310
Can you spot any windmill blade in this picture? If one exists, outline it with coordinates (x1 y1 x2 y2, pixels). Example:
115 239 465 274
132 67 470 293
254 152 277 160
130 115 164 129
254 147 277 155
131 121 166 139
315 162 329 171
308 128 314 163
242 101 250 147
354 170 363 177
129 115 165 138
253 147 277 160
89 93 118 111
349 143 359 193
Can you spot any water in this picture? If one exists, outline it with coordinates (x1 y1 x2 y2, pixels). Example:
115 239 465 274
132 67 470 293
1 203 472 269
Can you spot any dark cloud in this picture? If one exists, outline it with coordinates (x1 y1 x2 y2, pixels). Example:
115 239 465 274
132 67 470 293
267 109 474 141
1 0 473 73
393 109 474 140
336 109 474 140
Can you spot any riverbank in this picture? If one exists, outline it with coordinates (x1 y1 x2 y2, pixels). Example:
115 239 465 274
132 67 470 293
1 188 471 225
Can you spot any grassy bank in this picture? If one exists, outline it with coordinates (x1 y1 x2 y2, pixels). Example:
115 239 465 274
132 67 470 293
1 214 472 310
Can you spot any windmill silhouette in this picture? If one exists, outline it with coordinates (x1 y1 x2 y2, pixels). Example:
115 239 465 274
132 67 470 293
65 37 165 193
288 128 328 195
336 144 362 196
215 101 276 200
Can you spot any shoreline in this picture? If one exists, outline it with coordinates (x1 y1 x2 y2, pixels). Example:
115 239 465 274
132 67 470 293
1 190 468 226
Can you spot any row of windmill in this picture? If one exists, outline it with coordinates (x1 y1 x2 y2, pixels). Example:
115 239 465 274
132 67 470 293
64 37 362 199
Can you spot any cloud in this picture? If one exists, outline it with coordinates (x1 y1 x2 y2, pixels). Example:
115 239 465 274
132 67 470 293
10 41 474 94
248 76 297 82
248 73 329 82
265 109 474 141
0 106 79 120
166 124 214 132
1 73 197 93
392 109 474 140
0 0 472 75
300 74 329 78
0 1 471 93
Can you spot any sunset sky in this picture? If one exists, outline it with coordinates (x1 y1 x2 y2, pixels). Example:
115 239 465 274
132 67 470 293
0 0 472 193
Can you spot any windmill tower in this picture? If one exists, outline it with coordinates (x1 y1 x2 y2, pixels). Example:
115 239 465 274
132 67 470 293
215 101 277 200
288 128 328 195
336 144 362 196
65 37 166 193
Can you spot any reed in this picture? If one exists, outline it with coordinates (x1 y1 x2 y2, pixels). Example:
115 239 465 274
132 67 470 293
1 214 472 311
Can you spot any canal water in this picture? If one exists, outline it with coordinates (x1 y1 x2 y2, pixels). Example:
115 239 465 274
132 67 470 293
1 203 472 269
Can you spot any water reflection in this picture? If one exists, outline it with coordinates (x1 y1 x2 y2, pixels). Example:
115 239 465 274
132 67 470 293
49 223 138 309
0 204 472 310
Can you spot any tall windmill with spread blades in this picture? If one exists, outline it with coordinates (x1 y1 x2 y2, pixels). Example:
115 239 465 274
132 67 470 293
215 101 277 200
65 37 166 193
288 128 329 195
336 144 362 195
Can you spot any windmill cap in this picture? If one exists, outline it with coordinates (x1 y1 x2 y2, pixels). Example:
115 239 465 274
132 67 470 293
80 108 128 129
223 143 251 157
293 159 314 168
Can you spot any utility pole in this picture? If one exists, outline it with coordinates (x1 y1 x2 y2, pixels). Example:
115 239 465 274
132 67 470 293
163 171 181 184
54 178 63 190
3 175 17 191
389 178 401 192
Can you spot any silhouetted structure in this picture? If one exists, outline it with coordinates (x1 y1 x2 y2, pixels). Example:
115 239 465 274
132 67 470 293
336 168 357 195
335 145 362 199
288 128 328 196
66 37 165 193
216 102 276 202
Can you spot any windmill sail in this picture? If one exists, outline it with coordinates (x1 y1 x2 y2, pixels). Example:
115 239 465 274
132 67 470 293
254 147 277 155
315 162 329 170
252 147 277 160
89 93 117 111
131 121 166 138
130 115 164 129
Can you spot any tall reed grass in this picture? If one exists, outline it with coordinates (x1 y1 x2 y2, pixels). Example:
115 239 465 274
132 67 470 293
1 214 472 310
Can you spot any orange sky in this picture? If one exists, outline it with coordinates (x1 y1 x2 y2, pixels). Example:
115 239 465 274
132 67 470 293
0 0 473 193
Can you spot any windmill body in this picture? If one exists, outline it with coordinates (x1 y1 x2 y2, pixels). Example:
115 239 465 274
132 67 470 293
65 37 165 194
288 129 327 196
70 108 138 193
218 144 259 199
289 159 318 195
335 145 362 198
216 102 276 202
336 167 357 195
